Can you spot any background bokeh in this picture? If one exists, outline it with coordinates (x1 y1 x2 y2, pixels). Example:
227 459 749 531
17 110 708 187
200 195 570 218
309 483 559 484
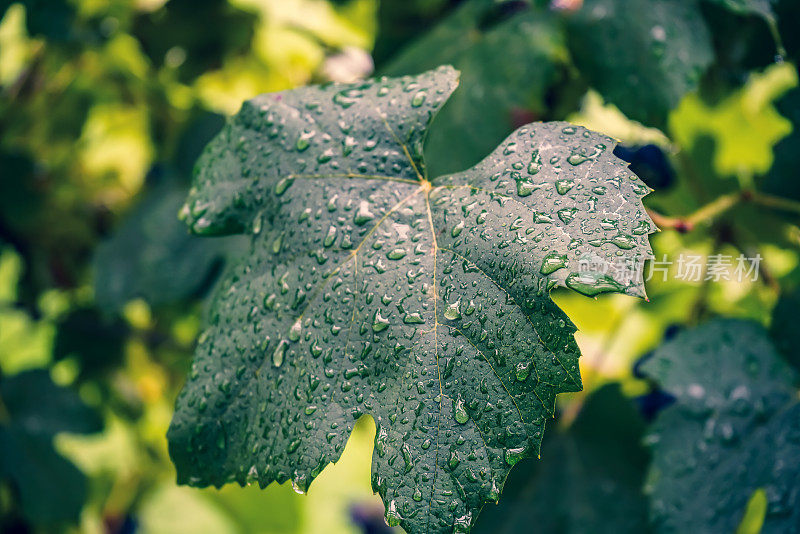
0 0 798 533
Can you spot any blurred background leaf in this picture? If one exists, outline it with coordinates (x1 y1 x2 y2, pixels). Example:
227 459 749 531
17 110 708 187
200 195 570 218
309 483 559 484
475 384 651 533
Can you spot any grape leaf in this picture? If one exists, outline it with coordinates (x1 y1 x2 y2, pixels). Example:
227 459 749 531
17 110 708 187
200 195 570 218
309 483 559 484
167 66 655 533
474 384 651 534
0 370 102 524
382 0 563 176
641 319 800 533
566 0 713 128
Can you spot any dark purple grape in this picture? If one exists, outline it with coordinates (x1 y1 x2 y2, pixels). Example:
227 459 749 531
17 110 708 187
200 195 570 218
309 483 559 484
613 143 675 189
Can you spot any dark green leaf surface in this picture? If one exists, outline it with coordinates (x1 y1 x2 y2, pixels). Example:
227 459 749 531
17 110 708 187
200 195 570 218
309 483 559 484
566 0 713 127
642 319 800 533
705 0 776 22
0 0 76 41
0 370 102 524
168 66 654 533
762 87 800 201
0 427 90 524
93 184 229 312
54 308 128 380
770 286 800 370
475 384 651 534
382 1 563 176
1 369 103 438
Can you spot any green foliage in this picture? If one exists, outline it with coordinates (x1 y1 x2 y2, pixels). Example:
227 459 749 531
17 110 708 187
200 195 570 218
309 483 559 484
566 0 713 128
769 285 800 369
0 370 102 525
643 319 800 532
382 1 564 176
131 0 257 82
168 66 653 533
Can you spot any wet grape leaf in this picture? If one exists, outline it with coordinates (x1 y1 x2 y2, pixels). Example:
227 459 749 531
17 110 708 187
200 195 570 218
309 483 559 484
642 319 800 533
382 0 563 176
474 384 651 534
566 0 713 128
168 66 654 533
0 370 102 525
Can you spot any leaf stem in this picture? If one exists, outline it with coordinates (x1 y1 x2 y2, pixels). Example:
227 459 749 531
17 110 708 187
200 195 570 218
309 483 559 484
647 190 800 233
747 190 800 214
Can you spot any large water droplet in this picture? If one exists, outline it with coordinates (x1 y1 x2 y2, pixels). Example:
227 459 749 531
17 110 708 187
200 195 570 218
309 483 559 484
555 179 575 195
354 201 374 225
565 271 624 297
504 446 526 466
557 207 578 224
288 320 302 341
272 339 288 367
275 177 295 196
444 300 461 321
386 500 402 527
610 234 636 249
540 252 568 275
515 361 532 381
387 248 406 260
453 395 469 424
323 226 337 247
527 149 542 175
372 311 390 332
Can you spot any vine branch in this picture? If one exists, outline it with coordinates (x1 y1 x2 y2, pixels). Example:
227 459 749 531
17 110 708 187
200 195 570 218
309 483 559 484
647 190 800 233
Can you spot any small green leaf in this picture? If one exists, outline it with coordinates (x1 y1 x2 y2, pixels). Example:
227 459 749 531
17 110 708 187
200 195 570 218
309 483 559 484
566 0 714 127
642 319 800 533
168 66 654 533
